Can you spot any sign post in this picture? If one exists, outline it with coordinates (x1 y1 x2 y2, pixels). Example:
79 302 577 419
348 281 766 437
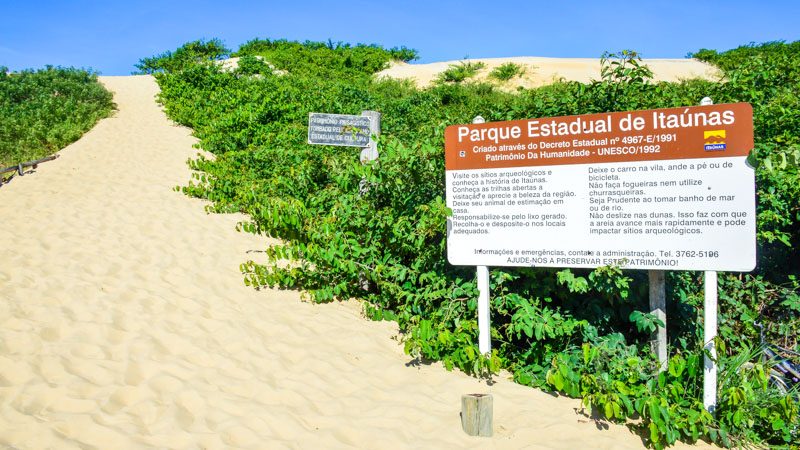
471 115 492 357
698 96 719 414
444 103 755 396
646 98 717 374
308 110 381 292
360 110 381 162
704 270 718 414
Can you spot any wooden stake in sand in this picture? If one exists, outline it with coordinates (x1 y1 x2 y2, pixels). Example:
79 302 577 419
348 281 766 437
461 393 493 437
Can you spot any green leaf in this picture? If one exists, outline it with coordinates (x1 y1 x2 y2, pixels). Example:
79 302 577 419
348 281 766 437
549 372 564 391
649 422 660 444
582 343 592 365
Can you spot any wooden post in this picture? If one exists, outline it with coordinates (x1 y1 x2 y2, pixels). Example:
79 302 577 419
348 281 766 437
359 110 381 163
358 110 381 291
477 265 491 355
355 110 381 196
645 96 715 374
649 270 667 372
461 394 493 437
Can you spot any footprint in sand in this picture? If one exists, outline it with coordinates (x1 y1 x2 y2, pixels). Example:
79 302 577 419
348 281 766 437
220 426 258 447
0 357 31 386
101 385 151 414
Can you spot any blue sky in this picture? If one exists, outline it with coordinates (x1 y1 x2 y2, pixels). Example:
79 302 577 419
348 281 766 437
2 0 799 75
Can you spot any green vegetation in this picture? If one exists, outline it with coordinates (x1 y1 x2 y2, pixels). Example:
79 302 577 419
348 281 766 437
234 38 418 82
0 66 114 171
435 60 487 83
144 39 800 448
133 38 231 74
489 61 526 82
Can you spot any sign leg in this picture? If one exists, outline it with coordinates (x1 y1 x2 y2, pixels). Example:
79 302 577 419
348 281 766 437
359 110 381 162
703 270 718 414
477 266 491 356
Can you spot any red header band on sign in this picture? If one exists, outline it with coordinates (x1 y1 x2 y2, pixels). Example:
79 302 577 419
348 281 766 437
445 103 753 171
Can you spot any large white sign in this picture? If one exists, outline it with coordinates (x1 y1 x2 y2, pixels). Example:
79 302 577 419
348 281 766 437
445 103 755 271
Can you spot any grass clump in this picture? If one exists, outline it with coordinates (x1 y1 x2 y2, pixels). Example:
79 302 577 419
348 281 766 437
435 60 487 83
489 62 526 81
0 66 114 170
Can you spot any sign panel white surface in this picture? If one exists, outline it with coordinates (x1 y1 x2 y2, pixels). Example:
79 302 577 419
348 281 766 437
444 103 755 271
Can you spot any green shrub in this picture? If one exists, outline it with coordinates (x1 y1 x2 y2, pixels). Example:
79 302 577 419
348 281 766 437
489 62 526 81
234 38 416 81
434 60 487 83
0 66 114 170
134 38 230 74
234 55 273 76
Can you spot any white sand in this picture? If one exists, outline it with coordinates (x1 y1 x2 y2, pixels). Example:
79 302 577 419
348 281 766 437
377 57 721 89
0 75 711 448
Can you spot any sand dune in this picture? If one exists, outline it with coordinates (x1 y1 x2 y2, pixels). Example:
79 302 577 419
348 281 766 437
377 57 721 89
0 75 710 448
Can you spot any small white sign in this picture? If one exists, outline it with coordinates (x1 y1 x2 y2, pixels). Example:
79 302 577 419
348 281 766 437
308 113 371 147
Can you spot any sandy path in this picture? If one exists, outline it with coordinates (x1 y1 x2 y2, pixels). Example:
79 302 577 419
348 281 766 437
0 75 704 448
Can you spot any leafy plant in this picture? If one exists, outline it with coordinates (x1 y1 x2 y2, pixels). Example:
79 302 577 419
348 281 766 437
489 62 526 82
434 60 487 83
134 38 230 74
0 65 114 170
600 49 654 84
235 55 273 76
629 310 665 333
234 38 417 82
590 49 655 112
